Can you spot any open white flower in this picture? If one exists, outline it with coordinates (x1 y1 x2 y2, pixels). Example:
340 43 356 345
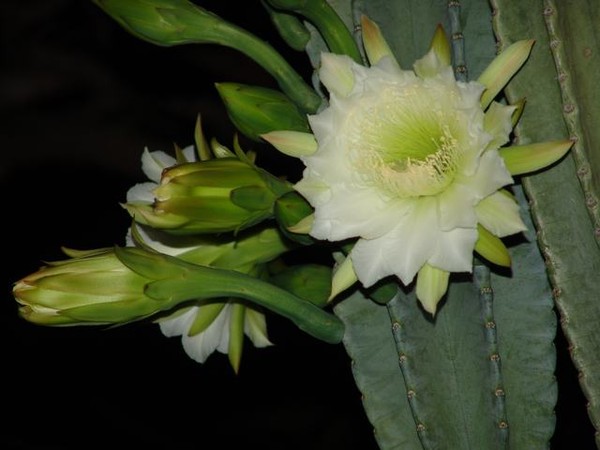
263 18 571 314
126 144 274 371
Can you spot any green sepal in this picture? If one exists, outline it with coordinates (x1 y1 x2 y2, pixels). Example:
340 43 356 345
228 302 246 373
114 246 189 281
187 302 227 336
230 185 278 211
475 224 512 268
500 140 573 176
274 190 315 245
57 297 161 323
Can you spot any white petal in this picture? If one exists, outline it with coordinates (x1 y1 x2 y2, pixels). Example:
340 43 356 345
484 102 516 150
461 149 514 199
428 227 478 272
182 304 232 363
351 198 437 286
141 148 176 182
181 145 196 162
130 224 204 256
413 48 447 79
294 175 332 208
126 182 156 204
159 305 233 364
159 307 196 338
437 183 479 231
476 191 527 237
309 187 407 241
319 53 355 97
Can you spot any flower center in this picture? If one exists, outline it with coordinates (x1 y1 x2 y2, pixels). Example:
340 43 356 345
348 85 462 198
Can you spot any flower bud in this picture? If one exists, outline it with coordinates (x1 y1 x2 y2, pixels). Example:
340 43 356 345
93 0 223 46
13 248 176 325
216 83 309 141
125 157 293 234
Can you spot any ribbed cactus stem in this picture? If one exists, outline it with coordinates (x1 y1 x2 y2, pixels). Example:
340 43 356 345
386 293 434 450
491 0 600 446
542 0 600 245
474 263 509 445
542 1 600 442
448 1 468 82
451 1 508 437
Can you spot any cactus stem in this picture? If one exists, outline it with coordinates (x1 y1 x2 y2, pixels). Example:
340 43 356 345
474 263 510 445
447 0 468 81
387 294 434 450
543 0 600 246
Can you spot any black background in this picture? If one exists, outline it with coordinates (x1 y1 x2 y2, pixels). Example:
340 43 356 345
2 1 595 449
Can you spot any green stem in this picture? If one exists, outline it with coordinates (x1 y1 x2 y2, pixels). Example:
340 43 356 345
266 0 362 62
448 1 468 82
215 22 321 112
94 0 321 113
145 261 344 344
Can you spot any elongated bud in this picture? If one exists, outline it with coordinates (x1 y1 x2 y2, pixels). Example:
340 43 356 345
13 247 185 325
125 157 293 234
216 83 309 141
93 0 224 46
14 245 345 344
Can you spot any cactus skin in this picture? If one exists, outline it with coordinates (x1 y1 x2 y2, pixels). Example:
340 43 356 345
491 1 600 446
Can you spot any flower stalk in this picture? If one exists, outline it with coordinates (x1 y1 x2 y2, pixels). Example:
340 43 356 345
93 0 321 112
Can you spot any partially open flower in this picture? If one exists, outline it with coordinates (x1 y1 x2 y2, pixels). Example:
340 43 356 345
125 143 293 235
263 17 572 314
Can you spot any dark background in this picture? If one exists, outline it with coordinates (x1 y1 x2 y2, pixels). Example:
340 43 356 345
1 1 595 449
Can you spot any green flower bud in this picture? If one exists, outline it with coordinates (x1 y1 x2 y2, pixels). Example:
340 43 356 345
93 0 223 46
125 157 293 234
215 83 309 142
13 248 180 325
